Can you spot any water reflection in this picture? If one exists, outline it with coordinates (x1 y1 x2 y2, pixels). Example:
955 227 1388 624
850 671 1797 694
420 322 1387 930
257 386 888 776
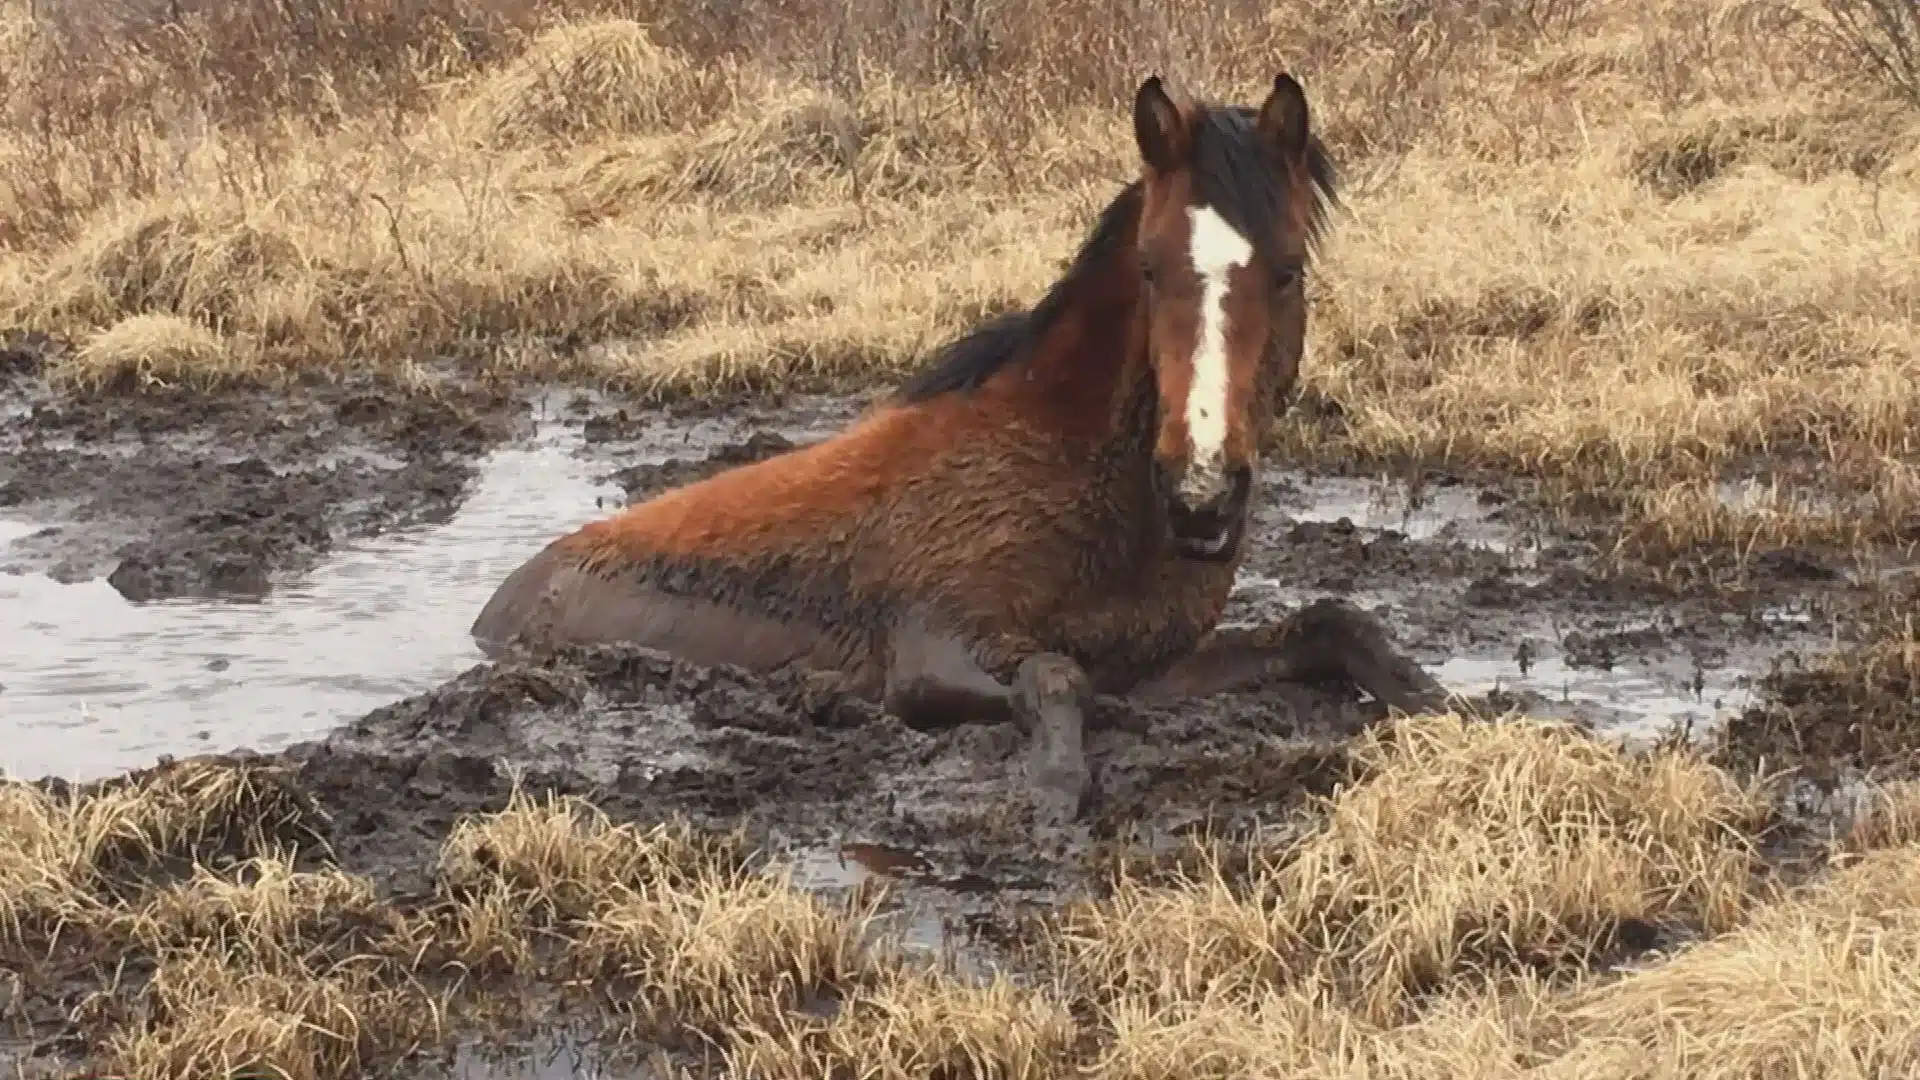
0 417 622 782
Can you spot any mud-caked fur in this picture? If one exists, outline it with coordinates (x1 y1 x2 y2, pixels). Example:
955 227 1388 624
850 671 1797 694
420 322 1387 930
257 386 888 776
471 74 1449 819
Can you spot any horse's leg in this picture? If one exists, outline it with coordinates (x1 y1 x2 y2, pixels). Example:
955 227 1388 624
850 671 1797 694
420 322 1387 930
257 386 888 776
880 614 1017 728
882 613 1091 820
1130 598 1450 714
1008 654 1094 822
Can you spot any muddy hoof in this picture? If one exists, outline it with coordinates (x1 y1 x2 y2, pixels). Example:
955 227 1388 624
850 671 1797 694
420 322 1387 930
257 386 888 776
1013 655 1092 822
1292 598 1452 715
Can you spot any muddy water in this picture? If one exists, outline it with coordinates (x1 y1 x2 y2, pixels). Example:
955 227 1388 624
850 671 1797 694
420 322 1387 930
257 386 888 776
0 418 608 780
1235 473 1778 742
2 393 1817 783
0 397 844 783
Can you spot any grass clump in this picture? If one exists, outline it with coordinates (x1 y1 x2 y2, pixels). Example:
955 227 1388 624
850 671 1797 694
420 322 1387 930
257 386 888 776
1550 844 1920 1078
574 866 878 1042
98 942 446 1080
728 968 1081 1080
432 785 750 969
457 18 735 146
1049 712 1775 1021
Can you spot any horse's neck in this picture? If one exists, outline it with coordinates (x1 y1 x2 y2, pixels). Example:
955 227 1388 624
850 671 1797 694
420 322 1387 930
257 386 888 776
1074 351 1168 572
1010 243 1170 562
1102 360 1161 474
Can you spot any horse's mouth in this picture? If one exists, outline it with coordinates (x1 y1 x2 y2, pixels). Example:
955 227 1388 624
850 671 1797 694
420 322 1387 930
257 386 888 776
1171 521 1243 562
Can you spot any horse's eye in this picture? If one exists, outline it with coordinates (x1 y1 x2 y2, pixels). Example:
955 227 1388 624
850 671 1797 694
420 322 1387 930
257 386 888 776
1274 265 1302 290
1139 257 1157 285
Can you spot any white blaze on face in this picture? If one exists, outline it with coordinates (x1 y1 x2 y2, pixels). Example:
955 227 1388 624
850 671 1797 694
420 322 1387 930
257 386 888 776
1180 204 1255 503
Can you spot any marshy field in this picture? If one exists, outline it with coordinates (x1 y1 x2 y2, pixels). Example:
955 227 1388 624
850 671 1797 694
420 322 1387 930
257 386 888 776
4 0 1920 1075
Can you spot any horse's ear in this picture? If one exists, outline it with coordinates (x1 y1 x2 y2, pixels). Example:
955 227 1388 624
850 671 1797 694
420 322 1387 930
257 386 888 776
1257 72 1311 163
1134 75 1189 172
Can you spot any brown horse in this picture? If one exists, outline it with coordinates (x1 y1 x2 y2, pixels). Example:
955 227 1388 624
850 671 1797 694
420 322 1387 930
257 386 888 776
472 73 1450 816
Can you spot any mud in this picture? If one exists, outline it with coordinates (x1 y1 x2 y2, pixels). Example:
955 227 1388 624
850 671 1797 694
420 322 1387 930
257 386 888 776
5 339 1918 1076
0 355 860 780
0 335 524 601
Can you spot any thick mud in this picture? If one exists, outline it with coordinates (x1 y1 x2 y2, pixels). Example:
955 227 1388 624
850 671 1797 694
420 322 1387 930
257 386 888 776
0 341 860 779
0 336 523 601
5 339 1917 1076
2 336 1898 785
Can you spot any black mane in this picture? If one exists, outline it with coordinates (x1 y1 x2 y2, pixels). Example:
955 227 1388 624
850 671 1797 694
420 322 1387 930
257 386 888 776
894 102 1339 405
893 183 1143 402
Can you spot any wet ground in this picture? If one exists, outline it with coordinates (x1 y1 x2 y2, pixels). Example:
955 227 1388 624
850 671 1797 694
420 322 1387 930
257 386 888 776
2 364 1859 783
3 338 1915 1075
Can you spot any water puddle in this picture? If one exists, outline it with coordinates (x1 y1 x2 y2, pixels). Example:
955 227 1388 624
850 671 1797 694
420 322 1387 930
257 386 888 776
1274 472 1541 560
1435 651 1759 743
1716 476 1847 518
1235 562 1762 741
1236 471 1806 744
0 408 631 783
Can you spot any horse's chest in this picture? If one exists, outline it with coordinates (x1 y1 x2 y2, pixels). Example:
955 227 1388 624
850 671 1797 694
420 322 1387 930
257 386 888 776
1049 559 1233 683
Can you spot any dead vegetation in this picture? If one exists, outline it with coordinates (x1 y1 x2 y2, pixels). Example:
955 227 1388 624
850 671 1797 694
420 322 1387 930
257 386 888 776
2 1 1916 1073
0 0 1917 559
3 714 1919 1079
1713 602 1920 784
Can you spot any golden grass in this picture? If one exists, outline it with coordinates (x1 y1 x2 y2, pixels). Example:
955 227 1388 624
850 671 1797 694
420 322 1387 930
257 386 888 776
729 967 1082 1080
1047 713 1773 1022
2 0 1917 556
99 941 445 1080
1550 845 1920 1079
435 787 875 1035
6 712 1920 1078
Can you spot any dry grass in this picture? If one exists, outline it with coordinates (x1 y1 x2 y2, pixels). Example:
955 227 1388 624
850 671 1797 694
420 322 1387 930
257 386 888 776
435 786 875 1037
1 0 1917 557
729 967 1083 1080
1548 844 1920 1078
761 713 1915 1080
6 716 1920 1078
1048 714 1774 1021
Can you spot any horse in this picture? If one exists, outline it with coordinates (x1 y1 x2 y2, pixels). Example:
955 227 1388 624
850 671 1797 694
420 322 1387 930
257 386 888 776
471 72 1451 818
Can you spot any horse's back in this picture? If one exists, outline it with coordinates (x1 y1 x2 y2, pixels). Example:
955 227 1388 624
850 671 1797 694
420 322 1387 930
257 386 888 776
469 403 939 666
469 535 835 671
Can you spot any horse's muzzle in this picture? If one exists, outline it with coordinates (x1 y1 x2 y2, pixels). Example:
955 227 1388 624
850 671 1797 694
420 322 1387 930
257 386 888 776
1156 461 1252 562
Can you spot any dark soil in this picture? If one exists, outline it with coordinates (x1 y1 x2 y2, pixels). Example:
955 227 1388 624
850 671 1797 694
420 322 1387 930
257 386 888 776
0 334 524 601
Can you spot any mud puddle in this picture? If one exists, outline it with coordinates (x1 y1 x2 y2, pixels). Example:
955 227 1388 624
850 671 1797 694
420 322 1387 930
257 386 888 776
1277 472 1543 559
1232 469 1838 747
0 419 607 780
3 382 1847 785
0 390 855 782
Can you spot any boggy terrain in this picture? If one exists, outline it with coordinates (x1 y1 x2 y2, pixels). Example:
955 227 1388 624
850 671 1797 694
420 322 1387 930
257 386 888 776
7 0 1920 1069
5 352 1920 1076
0 333 525 602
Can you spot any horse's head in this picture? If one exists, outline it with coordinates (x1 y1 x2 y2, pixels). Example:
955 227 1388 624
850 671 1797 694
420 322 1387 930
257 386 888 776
1131 73 1332 562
